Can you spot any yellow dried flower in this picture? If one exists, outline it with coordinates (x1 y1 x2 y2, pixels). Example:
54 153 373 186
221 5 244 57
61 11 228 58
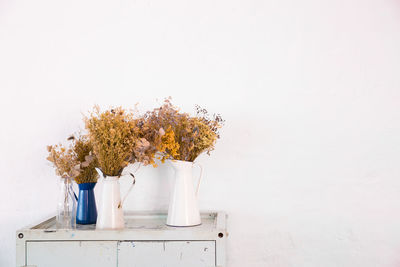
84 106 139 177
158 126 180 162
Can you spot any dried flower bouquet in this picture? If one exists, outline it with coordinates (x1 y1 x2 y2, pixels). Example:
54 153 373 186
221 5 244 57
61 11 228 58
47 134 98 184
144 99 224 162
71 135 98 184
85 106 143 177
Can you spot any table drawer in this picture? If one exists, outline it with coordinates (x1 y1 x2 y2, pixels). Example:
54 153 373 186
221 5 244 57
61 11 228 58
26 241 117 267
118 241 215 267
25 240 215 267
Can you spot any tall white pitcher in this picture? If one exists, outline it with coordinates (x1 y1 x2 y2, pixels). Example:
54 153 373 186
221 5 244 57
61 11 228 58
166 160 202 227
95 168 135 230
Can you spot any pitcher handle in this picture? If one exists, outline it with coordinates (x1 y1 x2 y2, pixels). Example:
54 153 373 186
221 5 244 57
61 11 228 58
193 162 203 196
118 173 136 209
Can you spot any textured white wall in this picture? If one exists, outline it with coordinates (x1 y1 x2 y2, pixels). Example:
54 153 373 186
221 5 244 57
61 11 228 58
1 0 400 266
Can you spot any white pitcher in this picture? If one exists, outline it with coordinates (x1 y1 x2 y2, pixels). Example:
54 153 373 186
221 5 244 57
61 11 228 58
95 168 135 230
166 160 202 227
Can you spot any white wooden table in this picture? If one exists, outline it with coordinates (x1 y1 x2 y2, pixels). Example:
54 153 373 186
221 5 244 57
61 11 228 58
16 211 227 267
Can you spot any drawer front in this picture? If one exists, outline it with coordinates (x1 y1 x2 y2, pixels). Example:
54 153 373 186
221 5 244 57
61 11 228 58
26 241 117 267
118 241 216 267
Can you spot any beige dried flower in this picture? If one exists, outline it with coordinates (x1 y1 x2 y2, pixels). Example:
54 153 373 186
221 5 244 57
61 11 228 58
72 134 99 184
47 144 78 178
47 134 99 183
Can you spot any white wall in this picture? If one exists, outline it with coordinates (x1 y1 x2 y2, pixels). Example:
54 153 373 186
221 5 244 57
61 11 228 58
1 0 400 266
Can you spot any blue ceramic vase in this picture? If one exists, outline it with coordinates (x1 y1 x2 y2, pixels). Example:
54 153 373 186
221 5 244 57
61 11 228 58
76 182 97 225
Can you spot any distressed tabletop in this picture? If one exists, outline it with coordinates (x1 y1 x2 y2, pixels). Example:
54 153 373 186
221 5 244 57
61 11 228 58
30 211 222 232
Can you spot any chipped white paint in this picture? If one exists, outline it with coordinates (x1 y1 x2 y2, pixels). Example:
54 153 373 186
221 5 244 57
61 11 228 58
16 211 227 267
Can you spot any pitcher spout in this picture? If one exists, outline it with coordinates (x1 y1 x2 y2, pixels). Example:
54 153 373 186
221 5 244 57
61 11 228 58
95 168 105 178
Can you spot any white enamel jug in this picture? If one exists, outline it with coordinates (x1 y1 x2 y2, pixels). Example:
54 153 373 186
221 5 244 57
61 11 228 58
95 168 135 230
166 160 202 227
